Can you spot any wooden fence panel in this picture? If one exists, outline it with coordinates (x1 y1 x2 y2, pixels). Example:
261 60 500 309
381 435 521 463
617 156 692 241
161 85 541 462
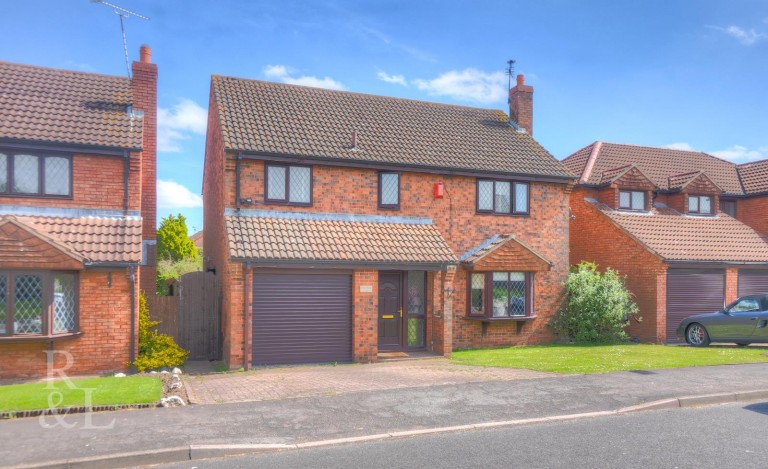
147 296 179 337
178 271 221 360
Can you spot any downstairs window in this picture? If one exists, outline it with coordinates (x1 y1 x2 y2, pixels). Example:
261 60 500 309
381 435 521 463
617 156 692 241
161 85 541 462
468 271 533 318
0 271 78 337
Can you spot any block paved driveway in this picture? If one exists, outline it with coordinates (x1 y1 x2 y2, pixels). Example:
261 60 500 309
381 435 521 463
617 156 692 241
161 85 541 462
183 358 555 404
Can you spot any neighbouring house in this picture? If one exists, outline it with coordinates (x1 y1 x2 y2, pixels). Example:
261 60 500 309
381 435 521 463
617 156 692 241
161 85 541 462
191 230 204 251
0 46 157 379
203 73 575 368
563 142 768 343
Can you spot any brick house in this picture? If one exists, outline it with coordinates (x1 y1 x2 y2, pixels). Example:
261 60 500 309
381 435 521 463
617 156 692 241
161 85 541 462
203 73 574 369
0 46 157 379
563 142 768 343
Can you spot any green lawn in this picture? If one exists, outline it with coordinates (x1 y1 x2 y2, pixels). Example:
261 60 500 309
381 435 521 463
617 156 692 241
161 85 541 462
451 344 768 374
0 376 163 412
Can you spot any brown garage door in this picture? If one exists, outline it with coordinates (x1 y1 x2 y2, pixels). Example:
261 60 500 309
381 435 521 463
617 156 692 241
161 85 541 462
667 269 725 343
252 272 352 366
738 270 768 297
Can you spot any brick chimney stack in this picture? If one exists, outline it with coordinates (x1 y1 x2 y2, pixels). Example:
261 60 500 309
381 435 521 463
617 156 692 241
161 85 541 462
131 44 158 294
509 74 534 135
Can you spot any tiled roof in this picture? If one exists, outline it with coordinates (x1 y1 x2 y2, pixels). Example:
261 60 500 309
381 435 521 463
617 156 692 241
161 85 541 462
587 200 768 263
600 164 635 184
225 214 457 265
563 142 744 194
0 62 142 149
460 234 551 266
738 159 768 195
2 215 142 263
211 76 572 179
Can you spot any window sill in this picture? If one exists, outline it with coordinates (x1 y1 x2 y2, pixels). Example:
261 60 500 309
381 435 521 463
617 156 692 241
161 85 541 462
464 315 537 323
0 332 83 343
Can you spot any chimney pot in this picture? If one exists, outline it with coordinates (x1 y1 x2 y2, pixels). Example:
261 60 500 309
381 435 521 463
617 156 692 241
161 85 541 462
140 44 152 63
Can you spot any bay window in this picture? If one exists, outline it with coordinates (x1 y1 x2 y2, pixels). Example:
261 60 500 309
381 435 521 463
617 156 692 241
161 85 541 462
0 271 78 338
469 271 533 318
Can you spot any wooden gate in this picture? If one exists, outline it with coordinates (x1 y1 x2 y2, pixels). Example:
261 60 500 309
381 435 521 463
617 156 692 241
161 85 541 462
148 271 221 360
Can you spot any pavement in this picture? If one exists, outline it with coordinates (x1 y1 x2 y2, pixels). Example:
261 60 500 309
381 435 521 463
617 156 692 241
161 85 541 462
3 361 768 468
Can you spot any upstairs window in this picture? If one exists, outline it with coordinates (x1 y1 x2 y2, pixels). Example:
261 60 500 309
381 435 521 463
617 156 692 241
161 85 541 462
378 172 400 209
0 151 72 197
688 195 713 215
477 179 529 215
468 271 533 318
618 190 645 211
265 163 312 206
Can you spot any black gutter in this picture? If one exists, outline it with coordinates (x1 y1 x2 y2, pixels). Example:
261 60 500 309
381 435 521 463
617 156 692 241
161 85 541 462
123 150 130 213
0 138 140 156
129 265 137 373
233 150 575 185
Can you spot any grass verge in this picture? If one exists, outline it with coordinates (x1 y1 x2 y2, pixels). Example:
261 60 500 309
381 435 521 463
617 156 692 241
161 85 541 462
451 344 768 374
0 376 163 412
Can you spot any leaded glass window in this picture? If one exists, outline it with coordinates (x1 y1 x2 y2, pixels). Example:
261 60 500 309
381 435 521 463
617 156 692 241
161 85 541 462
469 271 531 318
0 151 72 196
13 154 39 194
0 153 7 192
477 180 493 210
14 274 42 334
406 271 426 347
477 179 530 214
515 182 529 213
265 164 311 205
619 191 645 211
0 276 6 335
44 157 70 196
379 172 399 208
0 272 79 337
470 273 485 315
53 274 76 333
495 181 511 214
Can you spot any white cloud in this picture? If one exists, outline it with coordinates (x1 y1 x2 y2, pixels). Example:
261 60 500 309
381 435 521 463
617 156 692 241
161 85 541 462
413 69 507 104
157 180 203 209
710 25 767 45
157 99 208 152
263 64 345 90
664 142 696 151
377 71 407 86
710 145 768 162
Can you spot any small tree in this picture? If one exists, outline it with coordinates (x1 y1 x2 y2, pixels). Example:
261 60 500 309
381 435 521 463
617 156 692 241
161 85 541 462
157 214 199 262
134 293 188 371
549 262 640 344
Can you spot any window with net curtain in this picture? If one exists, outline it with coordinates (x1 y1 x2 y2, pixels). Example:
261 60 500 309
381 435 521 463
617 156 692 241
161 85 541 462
0 272 78 337
0 152 71 196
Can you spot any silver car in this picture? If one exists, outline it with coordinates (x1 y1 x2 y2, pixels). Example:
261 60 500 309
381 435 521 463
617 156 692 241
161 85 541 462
677 294 768 346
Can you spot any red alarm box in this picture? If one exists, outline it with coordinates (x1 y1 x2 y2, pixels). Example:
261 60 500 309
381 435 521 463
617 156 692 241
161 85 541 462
434 182 444 199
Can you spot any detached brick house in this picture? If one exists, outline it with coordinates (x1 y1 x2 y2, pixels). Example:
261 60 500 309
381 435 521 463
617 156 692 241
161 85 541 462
564 142 768 343
203 74 574 368
0 46 157 379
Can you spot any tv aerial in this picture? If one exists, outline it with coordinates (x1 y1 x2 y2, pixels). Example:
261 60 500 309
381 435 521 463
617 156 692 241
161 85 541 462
91 0 150 77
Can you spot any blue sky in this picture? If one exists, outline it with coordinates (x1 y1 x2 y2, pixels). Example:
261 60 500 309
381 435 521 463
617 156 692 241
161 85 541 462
3 1 767 233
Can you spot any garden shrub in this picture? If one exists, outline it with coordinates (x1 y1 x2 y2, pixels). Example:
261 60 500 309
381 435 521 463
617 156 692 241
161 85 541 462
549 262 640 344
134 293 189 371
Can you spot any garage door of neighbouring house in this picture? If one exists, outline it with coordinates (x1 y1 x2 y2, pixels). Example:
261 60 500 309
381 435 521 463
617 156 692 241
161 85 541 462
666 269 725 343
738 270 768 297
252 272 353 366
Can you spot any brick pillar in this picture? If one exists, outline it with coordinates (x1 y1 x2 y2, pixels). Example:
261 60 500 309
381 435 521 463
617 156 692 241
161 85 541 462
132 45 158 295
509 74 534 135
725 268 739 304
655 269 667 343
440 266 456 357
353 270 378 363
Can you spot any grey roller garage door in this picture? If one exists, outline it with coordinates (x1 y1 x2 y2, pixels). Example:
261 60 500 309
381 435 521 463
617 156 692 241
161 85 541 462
252 272 352 366
667 269 725 343
738 270 768 297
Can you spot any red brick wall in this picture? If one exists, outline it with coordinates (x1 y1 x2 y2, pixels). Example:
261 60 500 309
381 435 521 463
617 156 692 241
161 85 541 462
725 268 739 304
570 187 667 342
0 269 137 380
0 154 127 210
353 270 378 363
738 195 768 236
209 156 570 366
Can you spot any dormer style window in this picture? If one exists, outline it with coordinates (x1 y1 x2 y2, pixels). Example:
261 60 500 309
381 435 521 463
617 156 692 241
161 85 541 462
378 172 400 209
477 179 529 215
265 163 312 206
688 195 712 215
0 151 72 197
618 190 645 211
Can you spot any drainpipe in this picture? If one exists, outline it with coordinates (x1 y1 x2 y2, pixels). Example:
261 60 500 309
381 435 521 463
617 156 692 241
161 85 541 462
129 265 137 373
123 150 130 214
243 263 250 371
235 153 242 211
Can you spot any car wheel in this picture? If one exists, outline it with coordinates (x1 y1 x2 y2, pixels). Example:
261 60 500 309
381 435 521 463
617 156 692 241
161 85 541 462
685 323 711 346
